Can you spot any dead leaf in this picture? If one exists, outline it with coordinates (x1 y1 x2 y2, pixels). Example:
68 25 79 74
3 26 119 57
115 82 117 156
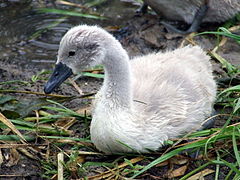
140 28 162 47
156 155 188 168
170 155 189 165
76 106 92 116
76 155 85 164
68 155 85 172
156 160 169 167
54 117 77 130
229 25 240 32
168 165 188 178
50 174 57 180
165 32 184 40
187 168 215 180
104 26 121 32
5 148 20 167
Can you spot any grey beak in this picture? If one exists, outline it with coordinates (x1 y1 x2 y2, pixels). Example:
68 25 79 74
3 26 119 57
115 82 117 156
44 62 73 94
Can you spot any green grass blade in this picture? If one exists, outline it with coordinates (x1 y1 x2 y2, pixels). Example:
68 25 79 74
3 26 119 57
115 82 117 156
43 99 81 116
42 106 85 118
10 119 36 128
24 115 67 123
233 174 240 180
46 99 74 111
131 149 179 178
0 135 35 141
196 27 240 41
82 72 104 79
187 128 219 137
131 140 208 178
43 99 91 119
225 167 234 180
233 98 240 114
38 8 106 20
0 119 70 135
132 122 240 178
218 85 240 97
211 159 240 175
232 126 240 168
215 153 220 180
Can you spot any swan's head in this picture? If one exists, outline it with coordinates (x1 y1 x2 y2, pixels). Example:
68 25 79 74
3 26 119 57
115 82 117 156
44 25 113 94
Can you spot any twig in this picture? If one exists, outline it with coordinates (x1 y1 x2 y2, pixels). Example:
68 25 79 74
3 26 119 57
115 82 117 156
58 152 64 180
0 89 96 98
56 0 88 9
69 78 84 95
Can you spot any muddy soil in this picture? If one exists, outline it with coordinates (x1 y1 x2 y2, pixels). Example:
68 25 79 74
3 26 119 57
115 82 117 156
0 6 240 180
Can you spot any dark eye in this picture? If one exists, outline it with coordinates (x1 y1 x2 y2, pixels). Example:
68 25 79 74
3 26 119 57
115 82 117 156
68 51 75 57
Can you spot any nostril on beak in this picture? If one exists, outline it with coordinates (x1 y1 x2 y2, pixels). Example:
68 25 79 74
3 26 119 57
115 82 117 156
54 72 59 76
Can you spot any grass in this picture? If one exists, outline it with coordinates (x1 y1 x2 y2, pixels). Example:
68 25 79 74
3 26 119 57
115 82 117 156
38 8 106 20
1 22 240 180
197 27 240 43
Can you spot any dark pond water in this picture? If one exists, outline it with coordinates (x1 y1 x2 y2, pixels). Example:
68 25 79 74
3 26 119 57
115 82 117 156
0 0 139 70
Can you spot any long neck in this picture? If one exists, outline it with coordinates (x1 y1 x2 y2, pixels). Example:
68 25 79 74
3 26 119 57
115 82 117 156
101 46 132 109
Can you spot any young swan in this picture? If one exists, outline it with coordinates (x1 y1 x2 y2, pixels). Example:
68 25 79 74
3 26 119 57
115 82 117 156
143 0 240 23
44 25 216 154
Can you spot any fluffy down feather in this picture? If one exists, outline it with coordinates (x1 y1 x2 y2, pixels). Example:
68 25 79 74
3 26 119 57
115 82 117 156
45 25 216 154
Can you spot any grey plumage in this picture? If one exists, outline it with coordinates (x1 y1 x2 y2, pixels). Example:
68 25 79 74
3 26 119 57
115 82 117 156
144 0 240 24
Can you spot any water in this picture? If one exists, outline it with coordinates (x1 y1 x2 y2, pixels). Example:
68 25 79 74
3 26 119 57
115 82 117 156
0 0 139 69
